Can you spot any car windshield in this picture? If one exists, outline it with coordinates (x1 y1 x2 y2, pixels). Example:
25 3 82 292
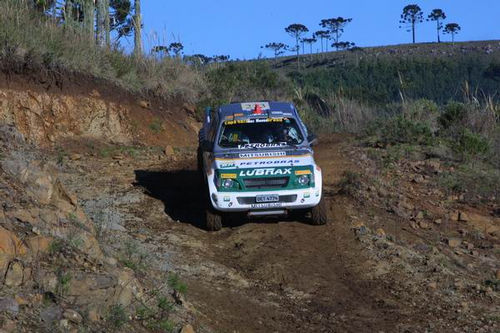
218 118 304 148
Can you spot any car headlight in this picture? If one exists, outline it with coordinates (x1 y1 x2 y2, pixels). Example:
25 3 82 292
222 178 234 188
297 175 310 186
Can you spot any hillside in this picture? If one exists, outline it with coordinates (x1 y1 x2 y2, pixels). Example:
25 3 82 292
0 2 499 332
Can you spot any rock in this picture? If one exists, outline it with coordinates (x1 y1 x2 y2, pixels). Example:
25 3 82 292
137 100 151 109
63 309 83 324
418 220 430 229
416 211 425 220
26 236 53 256
59 319 71 330
427 282 437 290
87 308 100 322
458 212 469 222
375 228 386 238
0 298 19 314
5 261 24 287
412 174 425 183
0 226 28 257
496 270 500 280
448 238 462 248
164 145 175 156
70 154 82 161
181 324 195 333
434 218 442 225
40 305 62 323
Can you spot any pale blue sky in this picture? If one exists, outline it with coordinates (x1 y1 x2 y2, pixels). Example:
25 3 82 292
128 0 500 59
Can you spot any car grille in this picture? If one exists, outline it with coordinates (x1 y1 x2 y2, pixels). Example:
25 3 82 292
243 177 289 189
237 195 297 205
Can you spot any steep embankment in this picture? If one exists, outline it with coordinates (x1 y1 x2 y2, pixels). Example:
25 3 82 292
0 73 201 332
0 74 199 147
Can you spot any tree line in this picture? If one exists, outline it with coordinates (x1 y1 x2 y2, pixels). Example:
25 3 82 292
263 4 462 68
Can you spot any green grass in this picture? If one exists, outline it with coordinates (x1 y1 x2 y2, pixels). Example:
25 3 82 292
0 0 203 102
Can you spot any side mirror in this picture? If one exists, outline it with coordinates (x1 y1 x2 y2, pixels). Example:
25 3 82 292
201 140 213 152
308 134 318 147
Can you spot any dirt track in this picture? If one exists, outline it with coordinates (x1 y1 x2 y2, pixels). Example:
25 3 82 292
56 135 407 332
57 135 499 332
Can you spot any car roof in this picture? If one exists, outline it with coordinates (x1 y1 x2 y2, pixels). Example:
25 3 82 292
218 101 296 118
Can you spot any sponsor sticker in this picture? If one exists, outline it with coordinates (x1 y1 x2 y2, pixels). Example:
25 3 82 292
239 151 286 158
219 162 235 168
241 102 270 111
239 159 300 166
251 202 283 209
239 168 292 177
238 142 287 149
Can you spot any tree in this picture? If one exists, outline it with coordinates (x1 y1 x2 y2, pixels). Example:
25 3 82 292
110 0 133 40
332 41 355 50
133 0 142 57
302 37 317 54
444 23 461 44
83 0 95 39
261 42 287 64
169 42 184 57
314 30 330 53
427 9 446 43
399 4 424 44
320 17 352 50
151 45 169 58
285 23 309 70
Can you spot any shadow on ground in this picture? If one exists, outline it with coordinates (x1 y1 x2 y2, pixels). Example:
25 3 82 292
134 169 206 229
133 168 324 230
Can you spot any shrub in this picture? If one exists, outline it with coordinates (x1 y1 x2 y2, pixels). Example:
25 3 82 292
438 102 467 130
107 304 128 329
367 116 434 146
455 129 490 158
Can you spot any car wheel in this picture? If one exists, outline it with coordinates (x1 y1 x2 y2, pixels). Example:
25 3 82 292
310 197 328 225
206 208 222 231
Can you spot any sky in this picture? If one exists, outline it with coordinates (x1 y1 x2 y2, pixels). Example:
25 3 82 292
129 0 500 60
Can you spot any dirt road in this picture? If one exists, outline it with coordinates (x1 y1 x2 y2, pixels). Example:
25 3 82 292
58 135 498 332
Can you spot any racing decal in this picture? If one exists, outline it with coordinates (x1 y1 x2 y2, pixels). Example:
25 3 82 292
238 143 287 149
225 118 285 125
239 168 292 177
239 159 300 166
241 102 270 111
219 162 236 168
238 151 286 158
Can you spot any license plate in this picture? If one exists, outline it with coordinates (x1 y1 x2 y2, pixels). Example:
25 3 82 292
251 203 283 209
256 194 279 203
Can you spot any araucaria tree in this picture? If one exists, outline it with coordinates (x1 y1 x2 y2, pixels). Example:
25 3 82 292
399 4 424 44
285 23 309 70
168 42 184 57
314 30 330 53
303 37 317 54
320 17 352 51
262 42 287 64
428 9 446 43
133 0 142 57
444 23 461 44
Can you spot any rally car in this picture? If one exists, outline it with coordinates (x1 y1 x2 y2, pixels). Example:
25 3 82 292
197 101 327 231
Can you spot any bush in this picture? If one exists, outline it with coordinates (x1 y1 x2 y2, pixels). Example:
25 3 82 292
438 102 467 130
367 116 434 146
454 129 490 158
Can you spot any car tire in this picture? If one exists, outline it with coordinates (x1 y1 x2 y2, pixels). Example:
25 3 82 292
310 197 328 225
206 208 222 231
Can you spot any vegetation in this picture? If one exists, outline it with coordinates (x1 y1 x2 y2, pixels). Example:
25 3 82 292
444 23 461 44
399 4 424 44
0 0 204 102
285 24 309 69
427 9 446 43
